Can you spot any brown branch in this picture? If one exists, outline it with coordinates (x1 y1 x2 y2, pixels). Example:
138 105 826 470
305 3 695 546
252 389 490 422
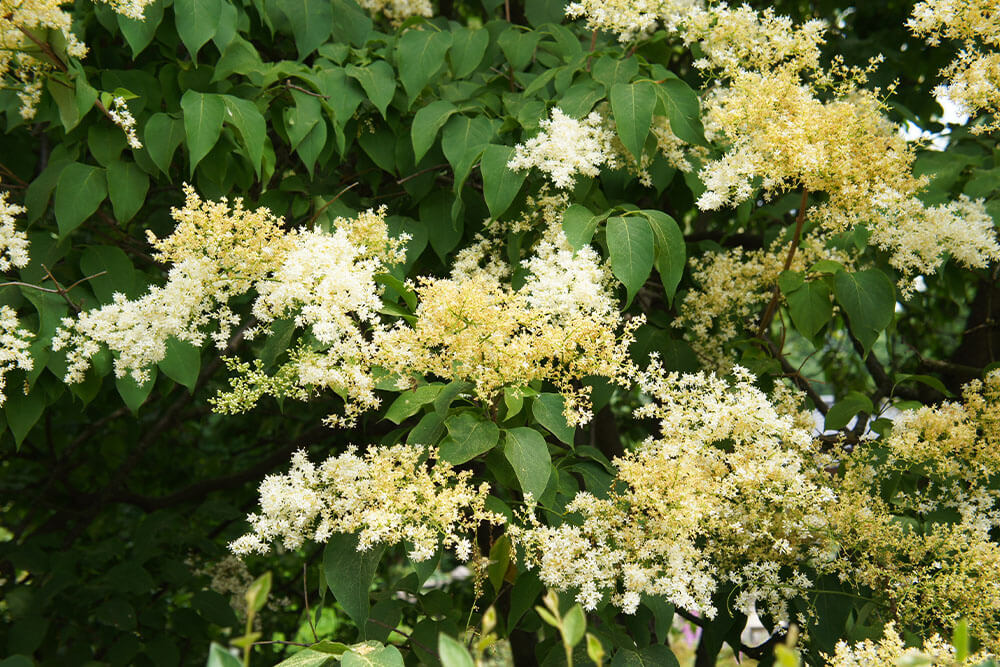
285 80 329 99
306 182 358 226
0 161 27 186
397 163 448 185
757 189 809 338
17 25 67 71
761 336 830 415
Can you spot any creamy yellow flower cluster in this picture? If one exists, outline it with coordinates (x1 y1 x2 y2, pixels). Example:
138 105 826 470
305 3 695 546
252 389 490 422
514 362 836 622
356 0 431 24
377 221 637 427
830 371 1000 651
828 622 992 666
0 193 32 405
229 445 504 563
0 305 34 406
564 1 1000 282
675 235 853 371
910 0 1000 133
1 0 154 119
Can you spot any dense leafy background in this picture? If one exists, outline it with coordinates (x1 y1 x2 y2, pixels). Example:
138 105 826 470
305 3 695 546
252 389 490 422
1 0 999 665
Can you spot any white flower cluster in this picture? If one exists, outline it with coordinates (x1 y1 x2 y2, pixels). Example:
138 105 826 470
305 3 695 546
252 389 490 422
0 305 34 405
515 362 836 621
108 96 142 150
221 209 407 427
229 445 504 562
827 622 992 666
1 0 155 119
0 192 29 272
356 0 431 24
909 0 1000 133
52 257 223 384
52 188 293 384
519 224 616 325
564 0 701 43
508 108 619 189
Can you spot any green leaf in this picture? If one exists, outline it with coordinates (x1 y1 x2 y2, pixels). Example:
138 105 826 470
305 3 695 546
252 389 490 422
48 78 81 131
5 389 45 449
894 373 954 398
481 145 526 219
206 643 242 667
503 427 552 500
441 115 495 189
591 56 639 89
437 634 474 667
54 163 107 237
439 412 500 464
562 204 599 251
80 244 137 302
953 619 970 663
346 61 396 120
384 384 443 424
532 393 574 445
180 91 226 177
562 605 586 647
786 281 832 340
222 96 266 176
341 644 405 667
778 270 805 294
158 338 200 392
274 648 338 667
642 210 685 305
245 571 272 614
497 28 541 70
116 368 156 415
278 0 333 58
330 0 373 46
487 534 511 594
611 645 679 667
396 29 452 103
606 216 655 306
656 77 705 146
411 101 456 163
610 81 656 162
824 391 874 431
833 269 896 355
449 27 489 79
174 0 221 60
323 534 385 630
433 380 472 414
107 160 149 223
284 90 322 151
144 113 185 176
117 0 164 57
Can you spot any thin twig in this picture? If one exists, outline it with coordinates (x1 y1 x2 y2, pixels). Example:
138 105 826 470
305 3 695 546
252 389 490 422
40 263 83 313
757 188 809 338
0 161 27 186
304 564 318 643
17 25 67 71
396 163 448 185
285 80 329 99
306 182 358 226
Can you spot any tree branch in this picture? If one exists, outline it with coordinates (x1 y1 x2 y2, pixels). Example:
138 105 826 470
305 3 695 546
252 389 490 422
757 189 809 338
